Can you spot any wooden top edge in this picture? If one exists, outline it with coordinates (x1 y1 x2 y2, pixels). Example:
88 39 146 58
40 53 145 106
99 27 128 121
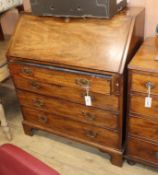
128 37 158 73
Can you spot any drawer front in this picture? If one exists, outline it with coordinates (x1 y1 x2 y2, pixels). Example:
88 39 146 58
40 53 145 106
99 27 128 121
9 62 116 95
130 94 158 119
18 90 118 130
127 137 158 165
12 76 119 111
131 73 158 94
22 107 119 149
128 116 158 142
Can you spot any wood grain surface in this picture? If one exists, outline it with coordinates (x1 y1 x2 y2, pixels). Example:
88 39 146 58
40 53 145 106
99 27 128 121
18 90 118 130
9 62 112 95
131 72 158 95
7 7 145 167
130 94 158 118
22 107 119 149
127 137 158 167
128 115 158 142
126 37 158 168
128 37 158 73
11 76 119 111
7 7 145 74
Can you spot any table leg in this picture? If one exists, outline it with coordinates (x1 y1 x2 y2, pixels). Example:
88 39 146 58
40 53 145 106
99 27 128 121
0 104 12 140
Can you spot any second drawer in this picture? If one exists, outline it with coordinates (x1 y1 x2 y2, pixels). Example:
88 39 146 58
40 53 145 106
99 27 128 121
12 76 119 111
130 94 158 119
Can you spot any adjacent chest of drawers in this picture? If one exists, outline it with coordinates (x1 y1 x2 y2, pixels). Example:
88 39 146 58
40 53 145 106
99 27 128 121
7 8 144 167
126 37 158 168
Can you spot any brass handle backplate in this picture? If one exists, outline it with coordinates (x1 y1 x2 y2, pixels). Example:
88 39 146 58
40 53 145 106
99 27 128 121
85 130 98 138
22 67 33 75
33 99 44 108
30 81 40 89
75 78 90 87
82 112 96 121
38 115 48 124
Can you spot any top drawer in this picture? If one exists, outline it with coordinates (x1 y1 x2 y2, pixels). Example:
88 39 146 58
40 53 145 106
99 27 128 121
9 62 119 95
131 72 158 95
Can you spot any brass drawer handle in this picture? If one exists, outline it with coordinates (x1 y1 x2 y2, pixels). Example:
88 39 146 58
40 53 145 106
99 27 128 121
30 81 40 89
145 82 154 89
85 130 98 138
38 115 48 124
33 99 44 108
82 112 96 121
75 78 90 87
22 67 33 75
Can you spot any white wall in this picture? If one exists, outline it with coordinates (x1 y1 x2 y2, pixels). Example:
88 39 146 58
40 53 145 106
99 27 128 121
128 0 158 37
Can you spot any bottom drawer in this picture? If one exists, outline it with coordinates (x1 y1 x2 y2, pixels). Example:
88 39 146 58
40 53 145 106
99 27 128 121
127 137 158 166
22 107 119 149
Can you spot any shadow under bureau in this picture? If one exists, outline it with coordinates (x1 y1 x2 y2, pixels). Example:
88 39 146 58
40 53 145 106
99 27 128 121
7 7 144 166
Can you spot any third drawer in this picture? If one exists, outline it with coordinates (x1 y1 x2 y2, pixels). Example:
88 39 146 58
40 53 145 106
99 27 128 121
17 90 118 130
128 115 158 143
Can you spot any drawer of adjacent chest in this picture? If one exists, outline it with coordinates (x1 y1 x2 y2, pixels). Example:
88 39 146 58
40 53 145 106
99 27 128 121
22 107 119 149
127 137 158 166
12 76 119 111
128 115 158 143
18 90 118 130
9 62 119 95
131 72 158 94
130 94 158 119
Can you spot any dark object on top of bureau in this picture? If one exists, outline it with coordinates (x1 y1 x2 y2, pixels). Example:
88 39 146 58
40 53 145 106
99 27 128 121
30 0 127 19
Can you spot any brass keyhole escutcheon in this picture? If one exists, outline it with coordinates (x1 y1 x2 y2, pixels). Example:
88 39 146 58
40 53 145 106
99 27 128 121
75 78 90 88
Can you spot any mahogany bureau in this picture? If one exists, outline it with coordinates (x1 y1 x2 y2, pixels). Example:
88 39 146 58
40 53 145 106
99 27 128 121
126 37 158 168
7 7 144 166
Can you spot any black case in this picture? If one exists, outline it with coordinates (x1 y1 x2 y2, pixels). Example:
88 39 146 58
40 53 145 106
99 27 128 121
30 0 127 19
